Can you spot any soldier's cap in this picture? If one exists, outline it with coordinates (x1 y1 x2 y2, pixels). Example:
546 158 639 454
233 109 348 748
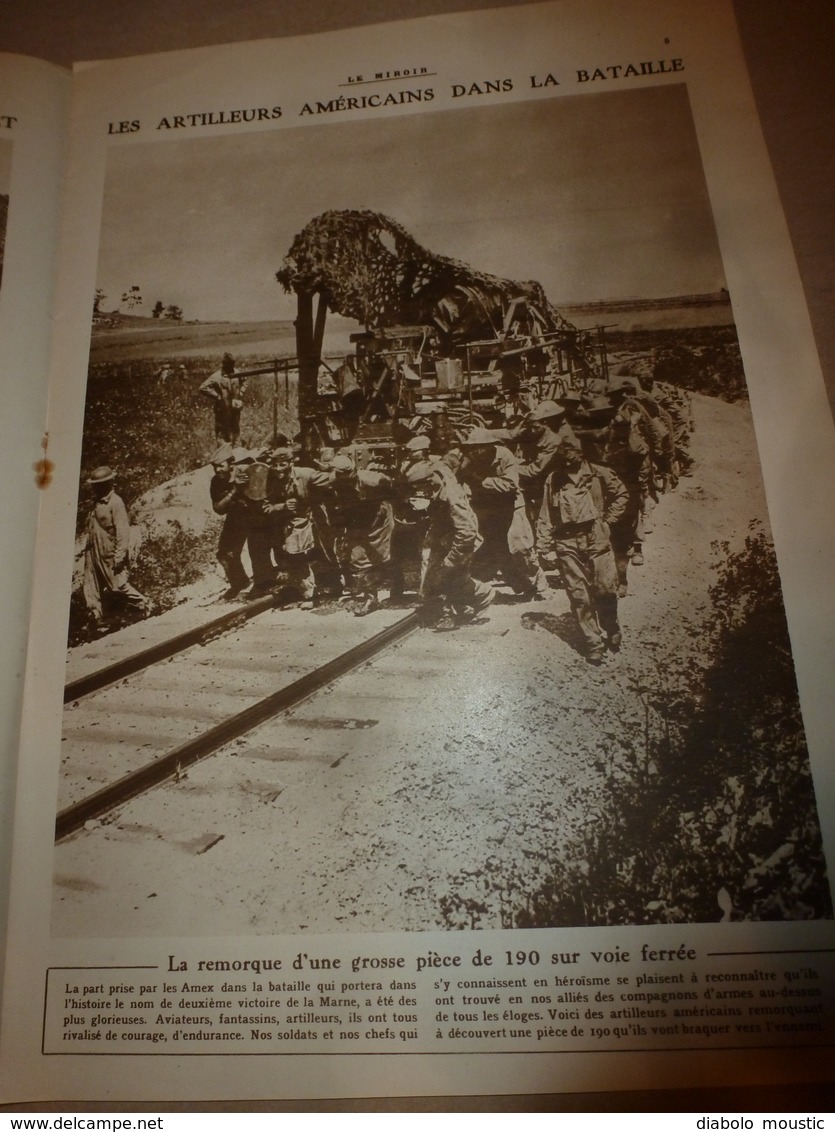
210 442 234 465
331 454 355 473
528 399 566 422
232 447 254 464
221 352 236 374
579 395 617 417
269 446 294 461
609 377 639 394
460 427 498 446
315 447 336 468
555 439 583 460
87 465 115 484
404 435 431 452
404 460 439 484
557 390 583 406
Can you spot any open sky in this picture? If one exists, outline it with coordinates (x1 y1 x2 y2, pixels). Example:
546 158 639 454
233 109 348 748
96 82 726 324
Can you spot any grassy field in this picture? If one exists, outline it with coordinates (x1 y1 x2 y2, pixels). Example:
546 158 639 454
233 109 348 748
609 324 747 401
89 315 358 363
562 291 735 332
89 296 734 362
80 353 301 512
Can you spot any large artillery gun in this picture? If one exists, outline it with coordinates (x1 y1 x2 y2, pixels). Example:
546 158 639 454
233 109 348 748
276 209 611 465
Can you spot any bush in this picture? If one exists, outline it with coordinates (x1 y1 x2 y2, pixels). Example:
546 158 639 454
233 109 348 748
68 353 299 643
67 520 221 646
609 327 747 402
512 526 831 926
129 520 220 605
77 355 299 533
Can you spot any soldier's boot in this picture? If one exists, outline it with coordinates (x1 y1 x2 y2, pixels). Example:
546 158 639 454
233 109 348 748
354 592 381 617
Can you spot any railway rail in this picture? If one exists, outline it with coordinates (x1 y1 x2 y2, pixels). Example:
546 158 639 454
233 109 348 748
57 601 423 842
64 591 277 702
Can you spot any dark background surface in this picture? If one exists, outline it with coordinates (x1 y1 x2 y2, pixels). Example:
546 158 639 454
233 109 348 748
1 0 833 1112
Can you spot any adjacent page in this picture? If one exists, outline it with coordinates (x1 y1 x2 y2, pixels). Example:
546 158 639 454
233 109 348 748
3 0 835 1101
0 54 71 970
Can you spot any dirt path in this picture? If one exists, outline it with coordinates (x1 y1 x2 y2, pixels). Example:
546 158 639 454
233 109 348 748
234 393 768 934
53 394 771 937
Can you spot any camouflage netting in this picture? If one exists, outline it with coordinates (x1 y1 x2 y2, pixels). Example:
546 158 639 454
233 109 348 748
276 209 574 346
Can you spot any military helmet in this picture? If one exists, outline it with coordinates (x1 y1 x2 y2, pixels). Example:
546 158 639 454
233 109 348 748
461 427 498 446
609 377 639 395
555 439 583 462
557 390 583 407
404 435 431 452
529 399 566 422
211 442 234 465
580 394 617 416
404 460 438 484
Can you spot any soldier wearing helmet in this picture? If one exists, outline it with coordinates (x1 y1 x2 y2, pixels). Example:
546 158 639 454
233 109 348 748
400 433 432 474
326 453 396 616
209 442 251 597
403 460 494 631
514 398 578 527
537 440 627 665
458 428 547 599
391 434 436 600
246 446 335 606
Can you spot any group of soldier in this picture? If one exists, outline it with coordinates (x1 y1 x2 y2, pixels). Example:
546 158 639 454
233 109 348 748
207 369 693 664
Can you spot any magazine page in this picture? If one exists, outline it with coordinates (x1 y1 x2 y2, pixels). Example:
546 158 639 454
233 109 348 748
0 54 71 973
2 0 835 1102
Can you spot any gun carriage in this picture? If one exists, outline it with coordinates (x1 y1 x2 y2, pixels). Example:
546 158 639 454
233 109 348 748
273 209 611 468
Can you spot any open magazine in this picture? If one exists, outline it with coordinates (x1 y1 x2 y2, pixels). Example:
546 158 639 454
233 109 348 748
1 0 834 1104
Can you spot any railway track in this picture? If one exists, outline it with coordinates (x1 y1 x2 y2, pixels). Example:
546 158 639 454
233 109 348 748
57 600 423 841
54 597 485 935
63 591 277 703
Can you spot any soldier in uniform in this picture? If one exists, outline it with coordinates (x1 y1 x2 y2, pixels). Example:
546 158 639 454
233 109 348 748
199 352 246 445
327 453 396 616
599 411 649 595
391 435 434 599
258 446 335 607
82 466 150 629
403 460 495 631
536 440 627 664
400 433 432 472
608 377 659 545
631 375 676 493
515 399 578 527
556 389 584 427
653 377 695 477
209 442 250 597
457 428 547 599
572 394 618 462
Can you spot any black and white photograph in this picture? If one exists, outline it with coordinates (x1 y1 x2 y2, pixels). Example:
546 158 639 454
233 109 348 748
52 82 831 938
